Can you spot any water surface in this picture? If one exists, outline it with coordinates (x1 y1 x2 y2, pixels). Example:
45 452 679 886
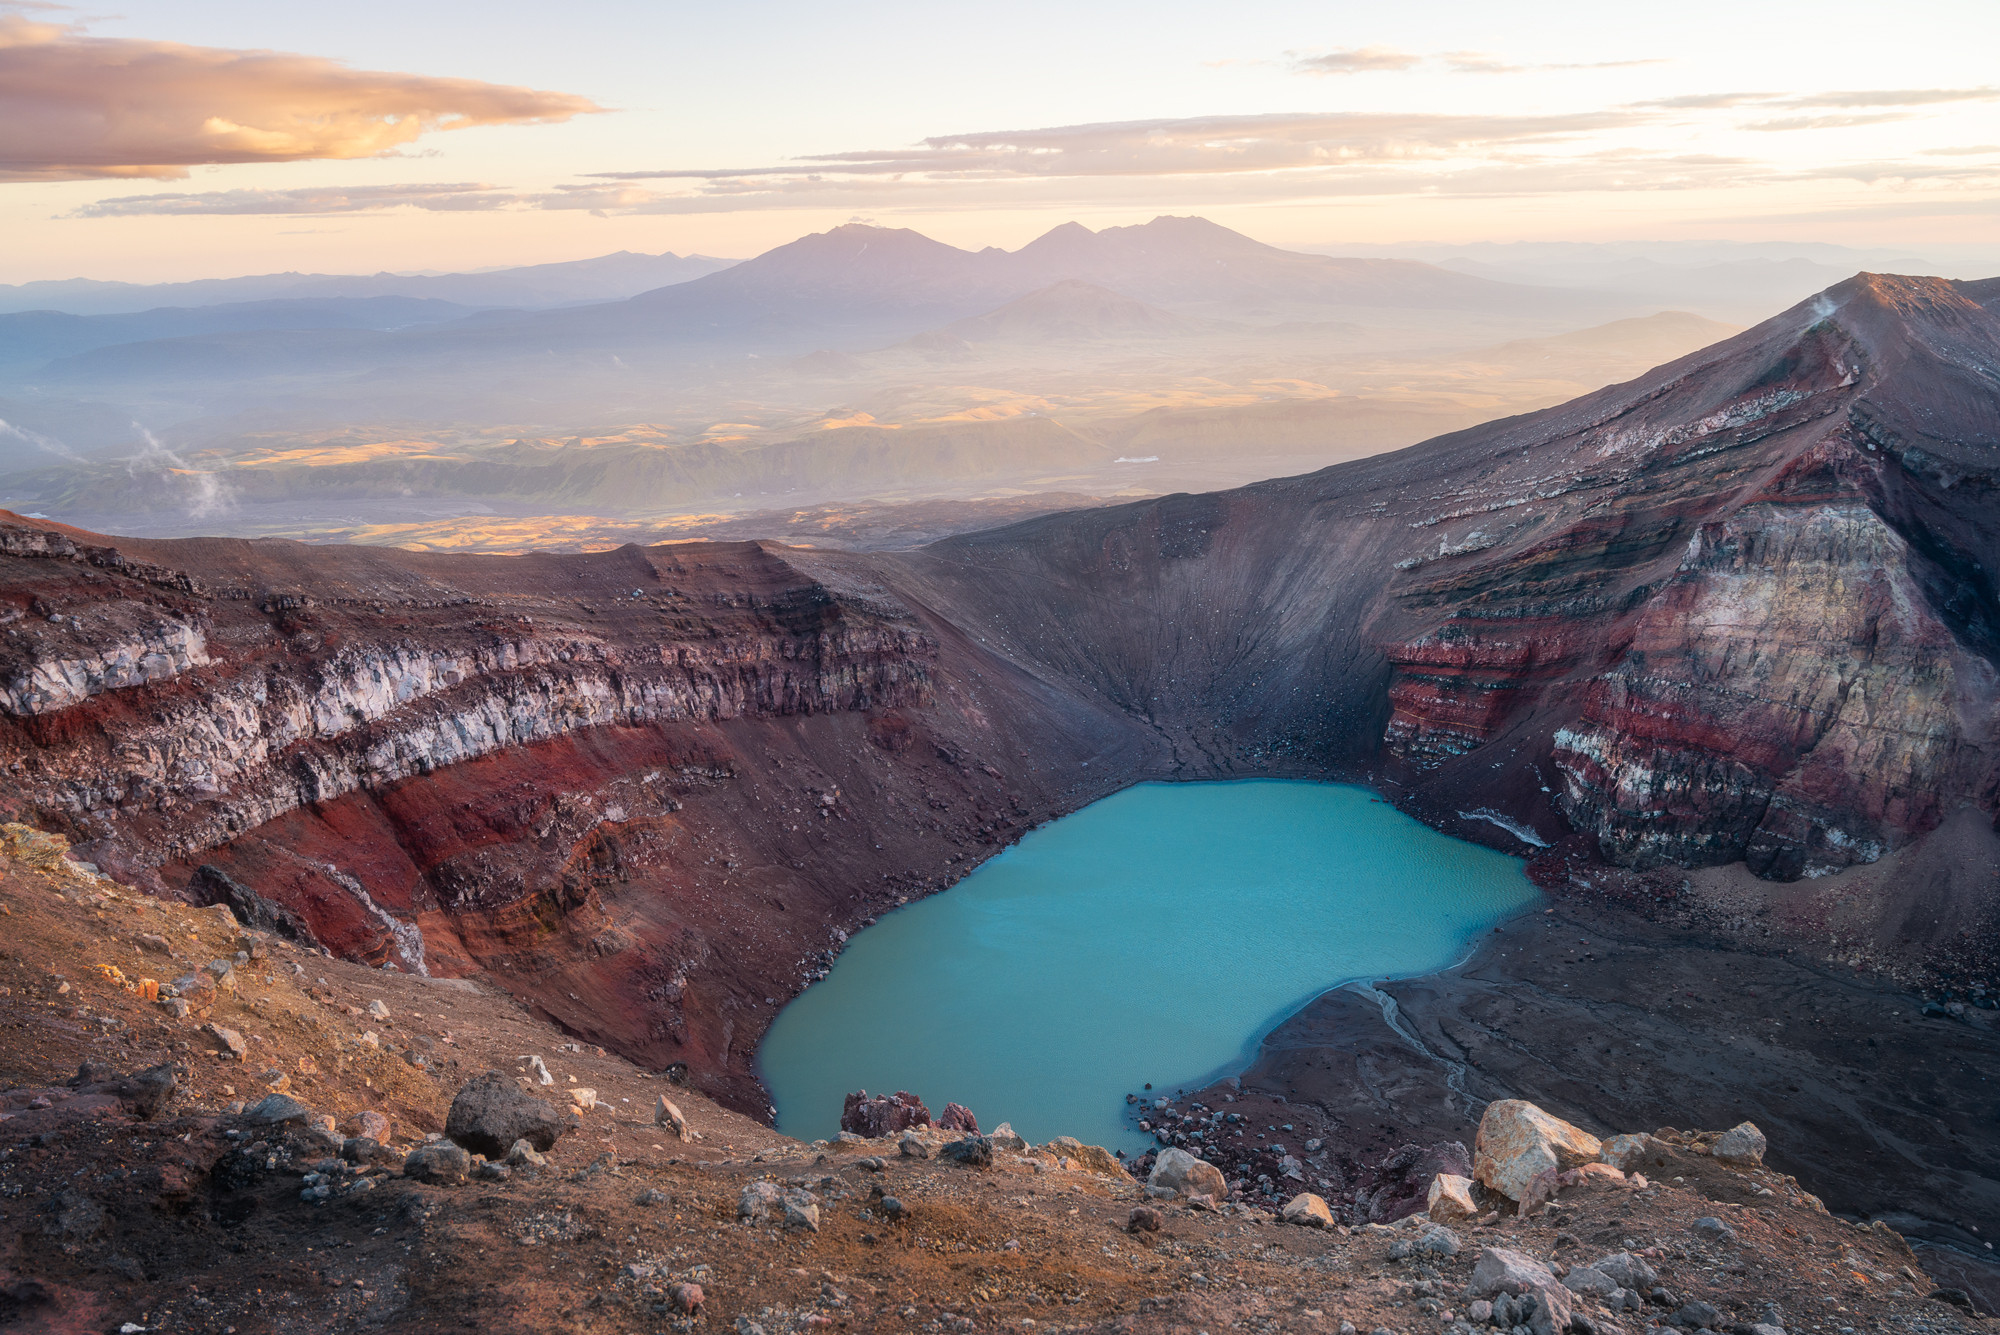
758 780 1536 1149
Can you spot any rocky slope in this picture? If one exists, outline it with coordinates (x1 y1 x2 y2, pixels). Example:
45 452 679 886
2 272 1997 1127
0 828 1989 1335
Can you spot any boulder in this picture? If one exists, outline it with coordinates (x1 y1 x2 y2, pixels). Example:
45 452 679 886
1711 1121 1767 1166
1281 1193 1334 1228
1472 1100 1602 1202
840 1089 930 1138
1148 1147 1227 1200
346 1110 392 1142
1044 1136 1131 1180
1562 1265 1620 1298
898 1132 932 1159
201 1021 243 1058
987 1122 1027 1151
739 1180 785 1222
1590 1251 1657 1291
937 1102 980 1134
940 1136 993 1168
1599 1132 1667 1174
1427 1173 1478 1222
783 1198 821 1232
1691 1215 1736 1244
1469 1249 1574 1335
241 1094 313 1126
403 1142 470 1185
654 1096 690 1141
1468 1247 1559 1299
445 1071 569 1158
1127 1205 1163 1233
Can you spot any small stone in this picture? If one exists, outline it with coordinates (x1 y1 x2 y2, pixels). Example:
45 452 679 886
403 1142 471 1185
1711 1121 1767 1167
1590 1251 1657 1290
1467 1300 1493 1323
1127 1205 1163 1233
1428 1172 1478 1222
879 1196 907 1220
569 1087 597 1111
784 1198 821 1231
505 1139 547 1167
898 1132 932 1160
473 1161 511 1181
366 999 391 1020
635 1188 670 1206
204 1023 247 1060
1281 1193 1334 1228
341 1137 383 1164
672 1282 704 1314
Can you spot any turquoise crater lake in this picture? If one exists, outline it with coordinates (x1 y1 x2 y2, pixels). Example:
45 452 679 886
757 780 1538 1150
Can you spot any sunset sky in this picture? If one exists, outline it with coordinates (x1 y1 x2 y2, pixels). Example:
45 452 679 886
3 0 1996 282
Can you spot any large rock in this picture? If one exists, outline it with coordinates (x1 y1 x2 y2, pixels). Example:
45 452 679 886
1427 1173 1477 1222
1148 1147 1227 1200
840 1089 930 1138
1469 1248 1574 1335
1281 1193 1334 1227
66 1061 177 1120
445 1071 570 1158
1711 1121 1767 1166
1590 1250 1657 1291
1473 1100 1602 1202
242 1094 313 1126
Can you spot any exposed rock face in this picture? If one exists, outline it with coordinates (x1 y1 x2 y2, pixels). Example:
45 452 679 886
4 273 1999 1115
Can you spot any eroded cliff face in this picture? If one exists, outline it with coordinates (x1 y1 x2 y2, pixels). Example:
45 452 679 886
2 272 1996 1112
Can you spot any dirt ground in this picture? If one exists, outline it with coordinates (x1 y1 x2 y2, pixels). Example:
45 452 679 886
1 829 1995 1335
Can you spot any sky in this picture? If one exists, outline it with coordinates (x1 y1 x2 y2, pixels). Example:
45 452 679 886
2 0 1997 283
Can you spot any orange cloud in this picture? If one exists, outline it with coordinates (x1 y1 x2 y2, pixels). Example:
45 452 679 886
0 12 603 182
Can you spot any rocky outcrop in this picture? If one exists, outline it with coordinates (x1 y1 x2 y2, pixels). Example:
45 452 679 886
841 1090 931 1138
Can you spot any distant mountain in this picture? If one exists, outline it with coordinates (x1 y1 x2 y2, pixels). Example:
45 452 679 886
605 216 1609 332
0 297 479 367
942 280 1197 343
0 251 739 317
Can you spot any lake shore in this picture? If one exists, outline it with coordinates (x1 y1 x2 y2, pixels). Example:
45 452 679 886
1167 895 2000 1306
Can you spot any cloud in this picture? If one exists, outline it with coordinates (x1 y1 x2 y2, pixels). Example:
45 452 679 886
0 11 602 182
1640 87 2000 111
1922 144 2000 156
1438 51 1668 75
1288 46 1422 76
1280 47 1667 77
587 110 1645 185
68 182 518 216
